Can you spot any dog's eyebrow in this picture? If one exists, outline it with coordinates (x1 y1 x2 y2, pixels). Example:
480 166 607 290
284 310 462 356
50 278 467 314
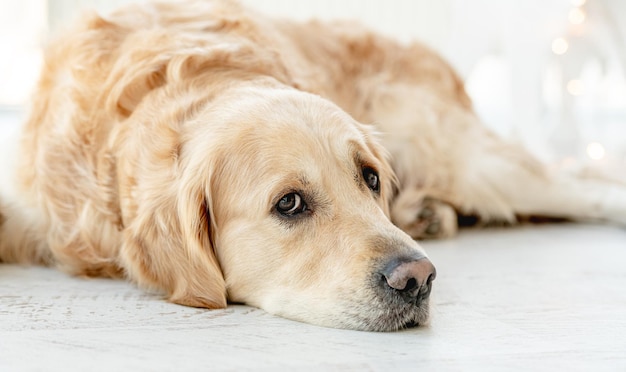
269 174 311 205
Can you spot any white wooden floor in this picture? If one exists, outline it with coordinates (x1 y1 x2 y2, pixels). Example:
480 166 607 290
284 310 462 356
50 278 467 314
1 223 625 371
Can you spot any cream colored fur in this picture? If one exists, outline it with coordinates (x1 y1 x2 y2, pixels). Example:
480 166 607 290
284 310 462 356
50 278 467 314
1 0 625 331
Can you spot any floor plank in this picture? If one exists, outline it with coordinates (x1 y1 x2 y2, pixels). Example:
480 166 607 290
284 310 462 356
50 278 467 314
1 224 625 370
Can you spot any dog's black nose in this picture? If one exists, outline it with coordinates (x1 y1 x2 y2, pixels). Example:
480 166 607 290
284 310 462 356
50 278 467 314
382 257 436 300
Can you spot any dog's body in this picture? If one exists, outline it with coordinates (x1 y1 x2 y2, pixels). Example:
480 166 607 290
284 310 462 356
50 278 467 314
1 0 625 331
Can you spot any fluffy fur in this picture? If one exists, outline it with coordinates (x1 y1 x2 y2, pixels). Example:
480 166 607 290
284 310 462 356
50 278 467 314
1 0 625 331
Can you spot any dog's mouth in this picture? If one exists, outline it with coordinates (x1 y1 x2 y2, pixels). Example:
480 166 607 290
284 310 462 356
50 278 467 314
338 288 432 332
381 299 431 331
359 303 431 332
401 319 421 329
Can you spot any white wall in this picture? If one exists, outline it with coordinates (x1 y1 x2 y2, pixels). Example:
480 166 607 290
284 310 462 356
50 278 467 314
0 0 46 106
1 0 624 167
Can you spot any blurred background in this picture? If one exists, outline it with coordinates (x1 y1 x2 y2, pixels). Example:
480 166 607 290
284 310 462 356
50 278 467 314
1 0 625 172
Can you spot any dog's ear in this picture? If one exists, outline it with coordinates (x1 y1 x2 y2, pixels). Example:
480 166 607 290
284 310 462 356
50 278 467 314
120 179 226 308
116 120 227 309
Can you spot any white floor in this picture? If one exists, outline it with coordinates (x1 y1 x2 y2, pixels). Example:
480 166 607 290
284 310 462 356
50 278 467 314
1 224 625 371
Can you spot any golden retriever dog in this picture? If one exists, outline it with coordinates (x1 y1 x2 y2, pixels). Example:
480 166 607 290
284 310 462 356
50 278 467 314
0 0 625 331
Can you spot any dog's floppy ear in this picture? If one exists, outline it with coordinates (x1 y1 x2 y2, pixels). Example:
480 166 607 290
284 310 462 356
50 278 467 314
115 118 227 309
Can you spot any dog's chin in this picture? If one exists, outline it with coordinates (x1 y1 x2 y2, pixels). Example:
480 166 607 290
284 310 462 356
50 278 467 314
365 301 431 332
276 281 433 331
329 297 431 332
264 291 431 332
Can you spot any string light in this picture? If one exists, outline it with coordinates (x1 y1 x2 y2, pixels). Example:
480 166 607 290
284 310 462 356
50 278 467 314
554 1 614 166
586 142 606 160
566 79 584 95
551 38 569 55
568 7 586 24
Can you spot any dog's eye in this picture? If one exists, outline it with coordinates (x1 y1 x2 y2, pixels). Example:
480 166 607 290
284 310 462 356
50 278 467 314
363 167 380 192
276 192 307 216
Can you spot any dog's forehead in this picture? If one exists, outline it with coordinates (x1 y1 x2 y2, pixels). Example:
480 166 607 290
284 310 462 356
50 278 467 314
233 87 373 158
207 88 382 191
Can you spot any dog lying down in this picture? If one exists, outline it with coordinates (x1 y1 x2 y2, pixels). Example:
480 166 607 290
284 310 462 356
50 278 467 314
1 0 625 332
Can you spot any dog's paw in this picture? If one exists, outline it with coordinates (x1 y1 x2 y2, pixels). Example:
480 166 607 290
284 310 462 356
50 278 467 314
391 195 458 240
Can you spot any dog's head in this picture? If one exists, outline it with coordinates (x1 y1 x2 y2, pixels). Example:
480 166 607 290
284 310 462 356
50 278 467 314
116 83 435 331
